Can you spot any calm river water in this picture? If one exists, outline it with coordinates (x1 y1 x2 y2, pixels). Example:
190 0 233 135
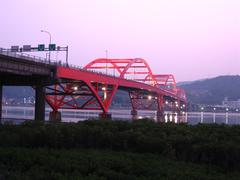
2 106 240 125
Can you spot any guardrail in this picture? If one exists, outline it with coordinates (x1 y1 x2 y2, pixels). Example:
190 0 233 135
0 48 49 63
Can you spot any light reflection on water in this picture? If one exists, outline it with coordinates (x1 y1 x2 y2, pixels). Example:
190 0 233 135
2 106 240 125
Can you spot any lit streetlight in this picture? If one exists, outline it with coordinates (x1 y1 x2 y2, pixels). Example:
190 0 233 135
200 107 204 123
102 86 107 101
148 95 152 100
225 108 229 124
213 107 216 123
73 86 78 91
41 30 52 63
105 50 108 74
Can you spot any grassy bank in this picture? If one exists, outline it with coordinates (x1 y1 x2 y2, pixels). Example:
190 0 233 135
0 147 238 180
0 120 240 179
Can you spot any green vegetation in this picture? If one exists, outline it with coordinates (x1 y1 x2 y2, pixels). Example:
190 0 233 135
0 148 237 180
0 120 240 179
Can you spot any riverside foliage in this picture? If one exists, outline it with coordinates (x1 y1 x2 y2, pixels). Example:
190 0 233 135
0 120 240 179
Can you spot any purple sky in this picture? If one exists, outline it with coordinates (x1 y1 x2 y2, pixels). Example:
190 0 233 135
0 0 239 81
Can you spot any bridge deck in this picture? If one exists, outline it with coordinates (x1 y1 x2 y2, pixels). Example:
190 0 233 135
56 66 185 102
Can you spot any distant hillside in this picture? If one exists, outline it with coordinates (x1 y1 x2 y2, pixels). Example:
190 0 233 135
177 81 193 86
3 86 34 99
179 75 240 105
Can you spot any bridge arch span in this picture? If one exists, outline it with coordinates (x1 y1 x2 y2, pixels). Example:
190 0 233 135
84 58 157 85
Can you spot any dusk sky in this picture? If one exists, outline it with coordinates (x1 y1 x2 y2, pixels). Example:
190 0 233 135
0 0 239 81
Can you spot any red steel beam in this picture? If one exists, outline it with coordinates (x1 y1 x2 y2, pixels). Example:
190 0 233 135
56 66 186 102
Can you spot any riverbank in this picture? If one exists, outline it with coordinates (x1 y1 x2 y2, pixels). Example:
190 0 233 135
0 120 240 179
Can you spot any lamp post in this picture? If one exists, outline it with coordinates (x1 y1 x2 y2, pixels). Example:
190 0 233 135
213 107 216 123
41 30 52 63
105 50 108 74
225 108 229 124
200 107 204 123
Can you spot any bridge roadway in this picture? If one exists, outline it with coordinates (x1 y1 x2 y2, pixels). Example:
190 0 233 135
0 49 187 123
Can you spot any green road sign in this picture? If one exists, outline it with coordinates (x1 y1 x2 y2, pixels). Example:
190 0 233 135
38 44 45 51
49 44 56 51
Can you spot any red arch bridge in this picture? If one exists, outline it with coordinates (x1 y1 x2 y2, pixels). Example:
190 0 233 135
0 50 187 122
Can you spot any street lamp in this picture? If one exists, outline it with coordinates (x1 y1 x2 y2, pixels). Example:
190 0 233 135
200 107 204 123
213 107 216 123
102 86 107 101
41 30 52 63
105 50 108 74
73 86 78 91
147 95 152 100
225 108 229 124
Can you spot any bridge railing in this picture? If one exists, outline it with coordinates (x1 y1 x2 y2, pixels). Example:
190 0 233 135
0 48 128 79
0 48 49 63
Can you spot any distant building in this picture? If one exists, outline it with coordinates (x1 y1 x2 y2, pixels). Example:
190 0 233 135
222 97 240 108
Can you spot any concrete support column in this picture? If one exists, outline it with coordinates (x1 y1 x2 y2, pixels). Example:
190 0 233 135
176 110 181 123
131 109 138 120
0 85 2 124
49 111 62 122
168 114 171 122
156 110 164 123
156 95 164 123
35 85 45 121
99 112 112 120
172 113 177 123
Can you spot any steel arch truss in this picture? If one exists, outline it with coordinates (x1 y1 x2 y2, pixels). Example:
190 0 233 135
46 58 187 121
45 80 118 113
153 74 176 90
144 74 176 91
84 58 186 102
176 88 187 102
84 58 156 85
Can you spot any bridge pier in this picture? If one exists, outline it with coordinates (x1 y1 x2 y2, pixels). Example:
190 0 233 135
34 85 45 121
172 113 177 123
177 110 183 123
166 113 172 123
156 110 164 123
99 112 112 120
0 84 2 124
49 111 62 122
156 95 164 123
131 109 138 120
